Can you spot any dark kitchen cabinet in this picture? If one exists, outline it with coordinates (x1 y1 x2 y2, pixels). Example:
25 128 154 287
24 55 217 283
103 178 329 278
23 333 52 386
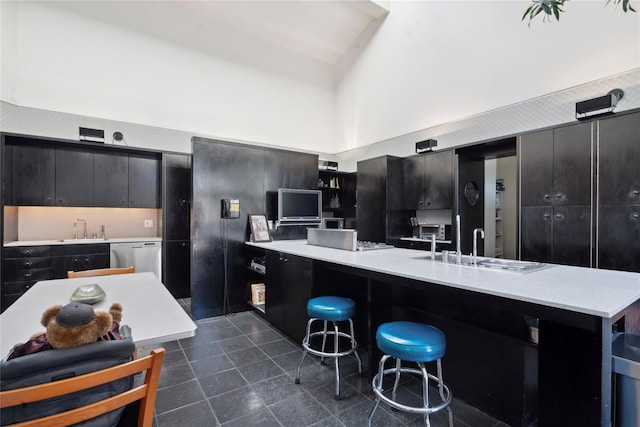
598 112 640 206
598 205 640 272
164 240 191 298
265 251 312 343
2 246 51 312
10 143 55 206
162 153 191 298
357 155 403 243
264 149 318 191
50 244 110 278
402 150 454 210
128 153 161 208
520 123 592 207
519 122 594 266
3 143 12 206
94 151 129 207
55 146 94 207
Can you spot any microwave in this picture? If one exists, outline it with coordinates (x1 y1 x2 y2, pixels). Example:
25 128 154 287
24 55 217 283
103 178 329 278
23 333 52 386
322 218 344 229
418 224 451 240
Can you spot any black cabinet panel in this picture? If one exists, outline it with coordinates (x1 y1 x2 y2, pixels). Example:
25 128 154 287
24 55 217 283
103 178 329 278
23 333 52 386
50 244 109 278
164 153 191 241
164 240 191 298
265 251 286 331
264 251 311 343
598 112 640 206
55 147 94 207
357 157 388 243
264 150 318 191
424 150 454 209
94 151 128 207
129 154 161 208
4 246 51 258
3 143 12 206
520 206 553 263
2 245 52 313
402 150 454 210
598 205 640 272
11 144 55 205
552 123 592 206
520 130 554 207
552 205 591 267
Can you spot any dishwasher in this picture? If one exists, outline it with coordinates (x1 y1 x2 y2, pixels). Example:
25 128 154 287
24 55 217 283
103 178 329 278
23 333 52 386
110 241 162 279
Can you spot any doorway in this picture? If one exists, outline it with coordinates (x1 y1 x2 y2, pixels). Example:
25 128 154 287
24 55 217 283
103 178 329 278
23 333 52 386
456 138 517 259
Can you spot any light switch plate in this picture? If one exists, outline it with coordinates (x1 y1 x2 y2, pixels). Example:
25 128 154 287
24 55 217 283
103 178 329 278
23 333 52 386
144 220 153 228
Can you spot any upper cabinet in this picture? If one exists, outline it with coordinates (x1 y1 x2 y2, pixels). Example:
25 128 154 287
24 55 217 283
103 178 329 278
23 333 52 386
402 150 454 210
264 149 318 191
598 112 640 206
10 143 56 206
128 153 161 208
520 122 593 207
5 135 161 209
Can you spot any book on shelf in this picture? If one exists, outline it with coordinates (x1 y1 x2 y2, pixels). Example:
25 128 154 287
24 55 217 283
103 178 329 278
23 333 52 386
251 283 266 305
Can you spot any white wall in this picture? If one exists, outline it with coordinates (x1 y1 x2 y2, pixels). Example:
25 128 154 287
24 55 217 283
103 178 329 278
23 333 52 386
0 1 337 153
335 1 640 151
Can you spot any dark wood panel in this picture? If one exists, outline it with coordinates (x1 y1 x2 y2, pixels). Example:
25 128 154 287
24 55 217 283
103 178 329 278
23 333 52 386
163 153 191 241
94 151 128 207
552 122 592 206
521 206 553 263
10 144 55 206
129 154 161 208
598 112 640 205
55 147 94 207
520 130 553 207
552 205 591 267
164 240 191 298
423 150 454 209
598 205 640 272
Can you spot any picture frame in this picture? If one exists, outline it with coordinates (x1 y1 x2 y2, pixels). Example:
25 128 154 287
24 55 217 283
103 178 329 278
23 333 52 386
249 214 272 242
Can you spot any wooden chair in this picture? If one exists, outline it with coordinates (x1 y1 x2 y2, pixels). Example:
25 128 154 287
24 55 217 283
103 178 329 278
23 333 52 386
67 266 134 278
0 347 165 427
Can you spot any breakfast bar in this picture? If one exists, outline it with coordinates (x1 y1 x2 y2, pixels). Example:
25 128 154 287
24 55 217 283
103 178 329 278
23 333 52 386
247 239 640 427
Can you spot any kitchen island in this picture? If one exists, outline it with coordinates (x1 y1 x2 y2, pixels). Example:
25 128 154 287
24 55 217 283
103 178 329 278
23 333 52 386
247 240 640 427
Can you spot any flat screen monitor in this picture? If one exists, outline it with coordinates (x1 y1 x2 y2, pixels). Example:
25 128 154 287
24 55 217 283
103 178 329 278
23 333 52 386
278 188 322 223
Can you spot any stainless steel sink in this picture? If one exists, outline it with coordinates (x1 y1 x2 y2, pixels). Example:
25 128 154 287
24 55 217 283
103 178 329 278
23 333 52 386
476 259 549 272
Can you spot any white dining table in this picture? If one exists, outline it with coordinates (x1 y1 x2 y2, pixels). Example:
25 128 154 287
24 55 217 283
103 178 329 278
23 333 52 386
0 272 197 357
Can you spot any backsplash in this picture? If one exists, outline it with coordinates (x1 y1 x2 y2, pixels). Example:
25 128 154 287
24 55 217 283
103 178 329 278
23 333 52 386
3 206 161 242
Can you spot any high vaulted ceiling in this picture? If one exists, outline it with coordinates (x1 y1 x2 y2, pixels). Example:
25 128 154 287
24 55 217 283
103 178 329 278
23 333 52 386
45 0 389 64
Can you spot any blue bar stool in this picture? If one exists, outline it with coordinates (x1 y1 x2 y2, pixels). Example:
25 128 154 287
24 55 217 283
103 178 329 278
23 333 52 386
295 296 362 400
368 321 453 427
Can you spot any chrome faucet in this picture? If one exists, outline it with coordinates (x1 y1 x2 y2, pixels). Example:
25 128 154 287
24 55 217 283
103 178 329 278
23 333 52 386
101 224 106 240
473 228 485 266
430 234 437 261
455 215 462 264
74 219 87 239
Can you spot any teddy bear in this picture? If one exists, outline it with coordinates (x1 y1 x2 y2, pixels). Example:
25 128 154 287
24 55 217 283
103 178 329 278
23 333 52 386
5 302 123 360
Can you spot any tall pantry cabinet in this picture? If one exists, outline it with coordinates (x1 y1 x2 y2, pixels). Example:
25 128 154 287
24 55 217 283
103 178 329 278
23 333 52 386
519 110 640 272
597 111 640 272
519 122 594 267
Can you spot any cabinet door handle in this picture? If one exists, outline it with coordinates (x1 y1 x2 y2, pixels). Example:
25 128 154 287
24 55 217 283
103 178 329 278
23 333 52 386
130 200 135 204
633 189 639 196
73 258 79 263
58 197 63 202
631 212 640 221
47 197 52 202
24 261 31 267
555 213 564 220
425 200 431 206
556 193 563 199
24 272 31 278
24 249 31 255
544 194 550 200
84 258 90 263
122 200 127 204
543 213 551 220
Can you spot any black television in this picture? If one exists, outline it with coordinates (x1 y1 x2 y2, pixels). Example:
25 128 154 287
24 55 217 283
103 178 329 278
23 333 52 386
277 188 322 223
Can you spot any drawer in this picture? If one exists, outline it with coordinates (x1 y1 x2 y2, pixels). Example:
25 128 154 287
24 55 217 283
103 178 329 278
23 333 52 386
51 254 110 279
2 279 40 295
3 256 51 271
4 246 51 258
51 244 109 256
4 268 51 283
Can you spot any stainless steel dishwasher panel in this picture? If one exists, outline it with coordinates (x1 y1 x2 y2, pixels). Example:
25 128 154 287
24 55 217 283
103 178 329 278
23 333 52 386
110 242 162 279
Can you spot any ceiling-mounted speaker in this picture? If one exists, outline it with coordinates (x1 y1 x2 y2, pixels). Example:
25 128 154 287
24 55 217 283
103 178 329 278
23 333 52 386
575 89 624 121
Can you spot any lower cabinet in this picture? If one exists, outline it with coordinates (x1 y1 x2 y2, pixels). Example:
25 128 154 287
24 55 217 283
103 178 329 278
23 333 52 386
264 251 311 343
520 205 591 267
2 246 52 312
50 244 110 278
164 240 191 298
598 205 640 272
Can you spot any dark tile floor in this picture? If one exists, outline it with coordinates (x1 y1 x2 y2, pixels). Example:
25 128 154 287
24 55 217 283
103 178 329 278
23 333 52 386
150 303 509 427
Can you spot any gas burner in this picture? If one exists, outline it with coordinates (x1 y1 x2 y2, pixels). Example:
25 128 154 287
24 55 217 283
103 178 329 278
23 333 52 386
356 241 394 251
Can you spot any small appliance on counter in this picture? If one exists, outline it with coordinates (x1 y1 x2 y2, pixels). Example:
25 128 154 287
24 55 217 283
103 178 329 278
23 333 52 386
321 217 344 229
418 224 451 241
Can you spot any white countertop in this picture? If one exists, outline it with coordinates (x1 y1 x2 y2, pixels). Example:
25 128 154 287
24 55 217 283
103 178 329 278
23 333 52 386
247 240 640 319
0 272 196 357
4 237 162 247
